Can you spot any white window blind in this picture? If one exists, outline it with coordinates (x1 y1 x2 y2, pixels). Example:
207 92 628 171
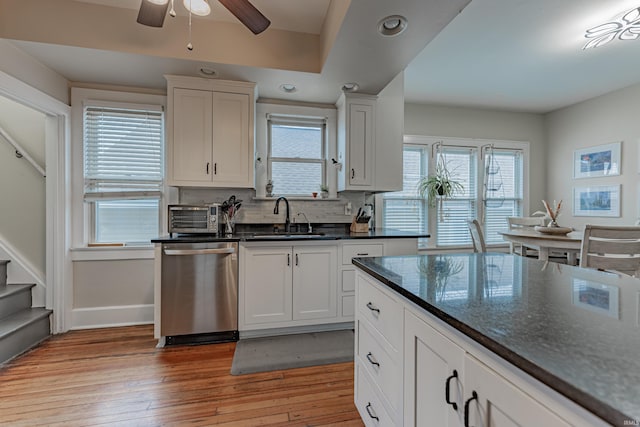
382 146 428 234
483 148 524 244
83 101 164 244
436 147 477 247
267 115 326 196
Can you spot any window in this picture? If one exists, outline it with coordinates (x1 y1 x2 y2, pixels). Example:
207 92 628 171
83 101 164 244
382 145 428 234
380 137 527 249
267 116 326 196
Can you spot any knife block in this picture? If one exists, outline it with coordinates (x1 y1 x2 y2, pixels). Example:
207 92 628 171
350 217 369 233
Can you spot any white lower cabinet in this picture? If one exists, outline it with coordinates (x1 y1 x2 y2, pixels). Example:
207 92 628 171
356 271 598 427
241 244 337 329
404 310 464 427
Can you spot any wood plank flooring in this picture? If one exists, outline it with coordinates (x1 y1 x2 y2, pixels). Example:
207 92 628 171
0 325 364 426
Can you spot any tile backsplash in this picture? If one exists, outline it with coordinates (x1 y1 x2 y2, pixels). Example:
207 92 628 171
179 188 373 225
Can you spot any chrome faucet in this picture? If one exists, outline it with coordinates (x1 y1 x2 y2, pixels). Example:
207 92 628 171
297 212 312 233
273 196 291 232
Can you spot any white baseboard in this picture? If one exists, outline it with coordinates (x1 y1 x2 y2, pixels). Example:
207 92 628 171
71 304 154 330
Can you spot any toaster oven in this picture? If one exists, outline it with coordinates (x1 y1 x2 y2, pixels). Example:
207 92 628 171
168 204 220 236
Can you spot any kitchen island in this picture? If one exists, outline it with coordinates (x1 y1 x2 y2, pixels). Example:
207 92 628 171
353 253 639 426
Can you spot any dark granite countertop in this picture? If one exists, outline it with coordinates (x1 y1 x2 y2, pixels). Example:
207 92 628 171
353 253 640 426
151 225 428 243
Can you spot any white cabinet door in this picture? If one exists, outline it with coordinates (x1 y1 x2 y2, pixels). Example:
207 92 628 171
211 91 252 187
171 88 213 183
463 354 570 427
292 246 337 320
404 310 465 427
243 247 292 325
348 101 374 187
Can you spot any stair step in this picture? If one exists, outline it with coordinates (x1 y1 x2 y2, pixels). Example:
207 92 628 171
0 308 51 364
0 284 35 320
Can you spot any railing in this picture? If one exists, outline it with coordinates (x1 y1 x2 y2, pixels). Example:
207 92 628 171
0 124 45 177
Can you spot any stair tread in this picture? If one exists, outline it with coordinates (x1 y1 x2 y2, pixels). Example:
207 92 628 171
0 284 36 299
0 308 51 338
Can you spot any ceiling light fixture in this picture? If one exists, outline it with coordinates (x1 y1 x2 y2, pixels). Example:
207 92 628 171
377 15 408 37
583 6 640 49
279 84 297 93
341 83 360 93
183 0 211 16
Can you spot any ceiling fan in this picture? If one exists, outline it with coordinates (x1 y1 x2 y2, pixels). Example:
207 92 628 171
137 0 271 35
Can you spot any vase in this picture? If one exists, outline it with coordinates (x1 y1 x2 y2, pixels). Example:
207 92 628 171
266 181 273 198
321 191 328 199
548 220 559 227
224 213 235 235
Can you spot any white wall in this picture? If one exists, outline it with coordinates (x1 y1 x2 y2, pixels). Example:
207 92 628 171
0 96 46 276
404 103 547 212
546 83 640 229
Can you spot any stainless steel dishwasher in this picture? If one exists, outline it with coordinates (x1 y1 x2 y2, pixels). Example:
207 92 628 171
161 242 238 345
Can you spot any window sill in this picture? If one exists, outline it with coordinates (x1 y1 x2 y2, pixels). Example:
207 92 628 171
71 245 154 261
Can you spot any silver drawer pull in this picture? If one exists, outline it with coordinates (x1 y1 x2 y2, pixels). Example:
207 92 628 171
365 402 379 421
366 302 380 314
357 253 369 256
366 352 380 367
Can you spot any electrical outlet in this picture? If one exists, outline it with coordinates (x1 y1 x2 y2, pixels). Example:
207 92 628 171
345 202 352 216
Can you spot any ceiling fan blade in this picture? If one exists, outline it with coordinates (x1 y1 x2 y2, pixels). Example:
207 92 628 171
137 0 169 27
217 0 271 35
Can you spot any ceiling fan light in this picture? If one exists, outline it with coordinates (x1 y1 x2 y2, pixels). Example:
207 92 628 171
183 0 211 16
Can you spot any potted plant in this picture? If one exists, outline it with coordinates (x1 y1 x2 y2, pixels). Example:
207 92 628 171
417 161 463 207
319 184 329 199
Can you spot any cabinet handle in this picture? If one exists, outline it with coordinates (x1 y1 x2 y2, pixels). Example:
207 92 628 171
356 253 369 256
351 168 355 179
445 369 458 411
365 402 379 421
206 162 210 174
464 390 478 427
287 253 290 266
214 163 217 175
295 253 299 266
366 352 380 367
366 302 380 314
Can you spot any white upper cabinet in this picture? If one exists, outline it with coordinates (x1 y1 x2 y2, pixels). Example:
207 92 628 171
166 75 255 188
336 72 404 192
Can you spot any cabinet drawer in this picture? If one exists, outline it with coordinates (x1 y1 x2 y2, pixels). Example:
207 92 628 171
357 275 402 352
358 320 401 414
342 295 355 317
356 364 396 427
342 243 383 265
342 269 356 292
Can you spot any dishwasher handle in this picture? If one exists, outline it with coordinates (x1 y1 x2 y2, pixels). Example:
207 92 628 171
163 247 236 256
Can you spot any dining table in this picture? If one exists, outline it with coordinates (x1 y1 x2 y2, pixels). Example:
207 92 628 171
498 228 582 265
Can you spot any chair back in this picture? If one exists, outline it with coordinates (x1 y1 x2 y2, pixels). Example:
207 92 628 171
580 224 640 276
467 219 486 253
507 216 546 229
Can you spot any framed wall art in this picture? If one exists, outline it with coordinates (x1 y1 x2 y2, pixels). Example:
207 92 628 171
573 184 620 217
573 142 621 179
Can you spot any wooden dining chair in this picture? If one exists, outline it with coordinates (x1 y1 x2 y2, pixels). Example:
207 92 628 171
468 219 486 253
506 216 546 256
579 224 640 276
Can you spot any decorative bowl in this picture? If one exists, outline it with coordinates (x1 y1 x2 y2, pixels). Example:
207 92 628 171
534 226 572 235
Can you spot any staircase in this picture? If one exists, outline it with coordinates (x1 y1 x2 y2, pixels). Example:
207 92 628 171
0 260 51 364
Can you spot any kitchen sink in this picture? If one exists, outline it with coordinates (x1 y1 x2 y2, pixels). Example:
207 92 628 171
251 232 326 239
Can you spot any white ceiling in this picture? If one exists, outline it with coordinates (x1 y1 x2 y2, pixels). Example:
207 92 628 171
6 0 640 113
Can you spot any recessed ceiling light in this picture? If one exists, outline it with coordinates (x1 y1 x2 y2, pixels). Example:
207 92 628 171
199 67 218 77
378 15 408 37
280 84 297 93
341 82 360 93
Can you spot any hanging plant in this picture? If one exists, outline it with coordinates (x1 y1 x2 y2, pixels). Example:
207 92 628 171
417 143 464 208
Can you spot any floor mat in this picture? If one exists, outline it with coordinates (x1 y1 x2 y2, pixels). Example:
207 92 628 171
230 329 354 375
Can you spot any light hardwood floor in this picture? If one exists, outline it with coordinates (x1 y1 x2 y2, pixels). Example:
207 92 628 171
0 325 364 426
